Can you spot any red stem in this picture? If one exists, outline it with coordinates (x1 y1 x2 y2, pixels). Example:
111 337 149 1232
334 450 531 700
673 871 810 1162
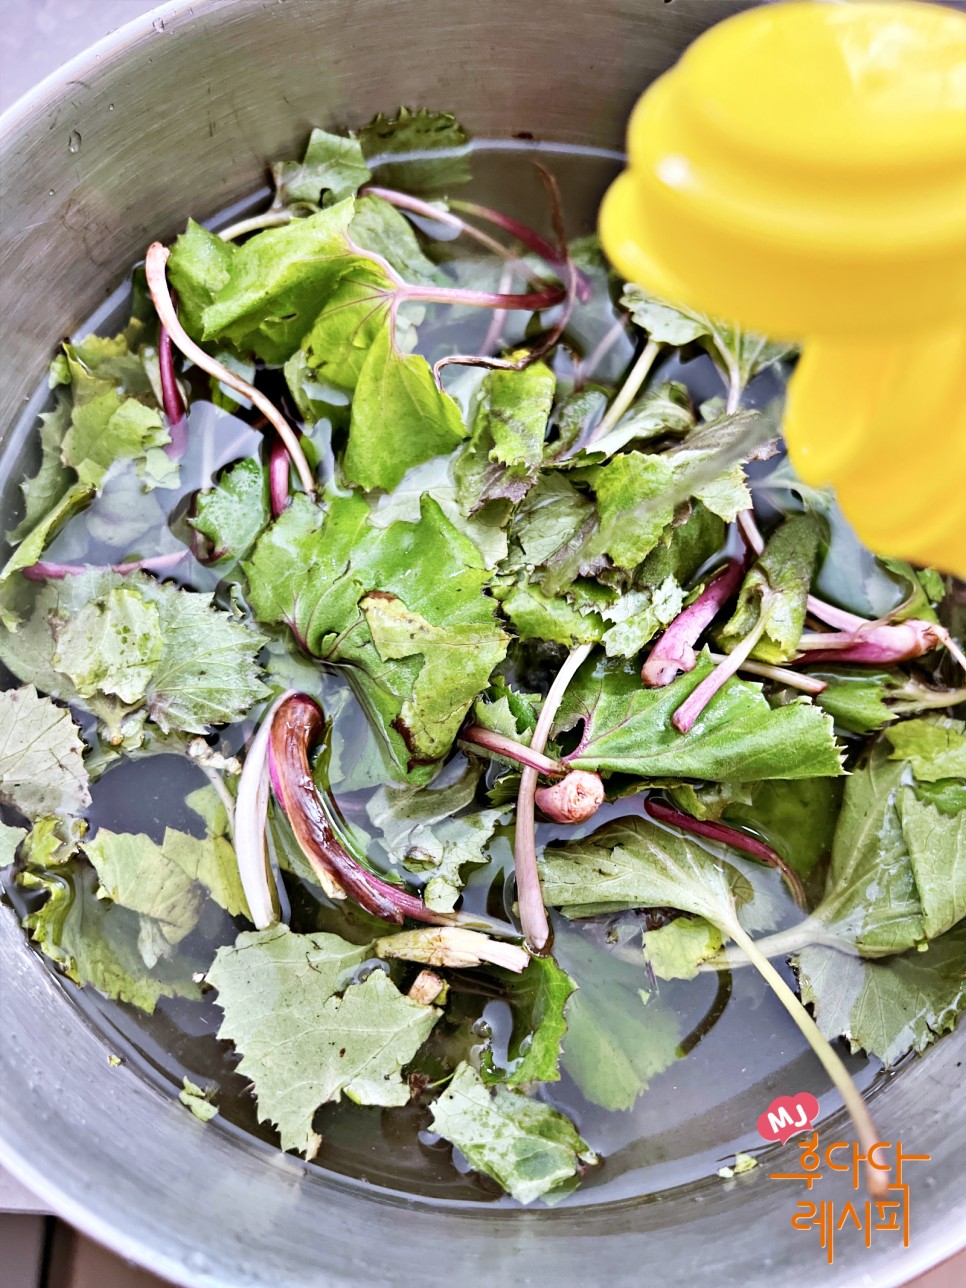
642 553 748 688
269 695 454 926
644 798 806 910
460 726 565 776
400 282 566 311
269 436 291 518
158 324 188 458
449 197 592 303
23 551 188 581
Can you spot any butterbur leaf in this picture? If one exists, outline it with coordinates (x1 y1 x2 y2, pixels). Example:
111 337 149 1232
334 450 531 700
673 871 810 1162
455 361 556 511
883 717 966 783
190 457 271 562
429 1062 597 1204
797 923 966 1067
482 956 576 1086
900 788 966 942
245 494 507 781
62 394 170 489
358 107 470 192
556 652 843 783
344 327 467 491
812 668 904 734
644 915 723 980
21 863 200 1013
207 926 439 1158
0 483 95 623
301 258 396 391
581 381 693 461
200 202 358 363
350 195 441 285
584 451 675 571
600 577 686 659
273 127 372 206
0 820 27 867
540 815 752 927
503 472 595 573
0 686 90 820
620 285 711 346
7 393 73 544
555 929 682 1110
166 219 237 338
500 581 604 648
719 514 822 664
57 586 163 705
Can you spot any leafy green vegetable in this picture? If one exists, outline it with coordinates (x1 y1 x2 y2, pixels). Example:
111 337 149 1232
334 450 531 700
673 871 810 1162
22 863 199 1013
245 494 507 780
0 572 267 746
0 483 95 623
798 922 966 1067
190 457 270 562
429 1062 597 1204
644 916 723 980
719 514 822 664
554 929 682 1109
273 127 372 206
7 393 74 544
482 955 576 1087
207 926 439 1158
0 820 26 867
358 107 470 192
456 361 555 510
555 652 843 782
166 219 236 337
884 717 966 782
0 686 90 819
344 327 467 491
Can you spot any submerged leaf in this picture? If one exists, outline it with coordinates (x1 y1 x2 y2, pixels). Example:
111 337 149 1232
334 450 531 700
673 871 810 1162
358 107 470 192
0 686 90 820
455 361 555 511
273 127 372 206
207 926 439 1158
190 457 270 563
429 1062 596 1204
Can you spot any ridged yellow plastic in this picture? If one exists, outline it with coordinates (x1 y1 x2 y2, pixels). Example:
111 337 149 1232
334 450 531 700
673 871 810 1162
599 1 966 575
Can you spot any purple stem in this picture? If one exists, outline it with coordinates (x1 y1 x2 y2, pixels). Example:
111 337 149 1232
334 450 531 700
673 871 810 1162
270 695 455 926
642 553 749 688
672 599 772 734
644 798 807 910
269 436 291 518
399 282 566 311
158 324 188 458
449 197 592 302
794 618 943 667
23 550 188 581
460 726 565 776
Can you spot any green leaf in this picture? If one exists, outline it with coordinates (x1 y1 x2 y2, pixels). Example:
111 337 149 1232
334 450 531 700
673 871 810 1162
0 820 27 867
21 863 200 1013
599 576 686 659
900 789 966 941
620 286 711 346
207 926 439 1158
245 494 506 780
300 258 396 391
358 108 470 192
62 394 170 489
84 829 205 966
0 572 267 744
0 686 90 820
797 923 966 1067
811 668 903 734
583 451 675 570
483 956 576 1086
350 194 441 285
540 815 752 928
455 361 556 510
644 915 723 980
554 928 682 1110
429 1062 596 1204
0 483 95 624
344 327 467 491
884 717 966 783
190 457 271 562
500 581 604 648
200 201 358 363
581 381 694 460
272 128 372 205
180 1077 219 1122
167 219 237 338
504 471 595 572
366 763 503 911
556 652 843 782
7 393 74 543
719 514 822 664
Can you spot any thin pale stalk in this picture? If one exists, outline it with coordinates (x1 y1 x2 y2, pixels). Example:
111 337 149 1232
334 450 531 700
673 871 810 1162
578 318 629 386
481 263 516 355
158 325 188 457
218 209 293 241
727 920 888 1198
644 798 806 910
460 726 565 777
706 651 828 695
363 185 525 266
673 605 772 733
737 507 765 556
515 643 594 951
448 196 592 301
585 339 660 447
144 242 316 496
234 693 293 929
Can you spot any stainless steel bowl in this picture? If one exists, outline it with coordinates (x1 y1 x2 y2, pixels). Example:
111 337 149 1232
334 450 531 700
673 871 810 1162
1 2 964 1284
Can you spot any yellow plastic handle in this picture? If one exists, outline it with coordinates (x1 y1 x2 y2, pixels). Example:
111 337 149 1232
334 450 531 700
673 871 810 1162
600 1 966 576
